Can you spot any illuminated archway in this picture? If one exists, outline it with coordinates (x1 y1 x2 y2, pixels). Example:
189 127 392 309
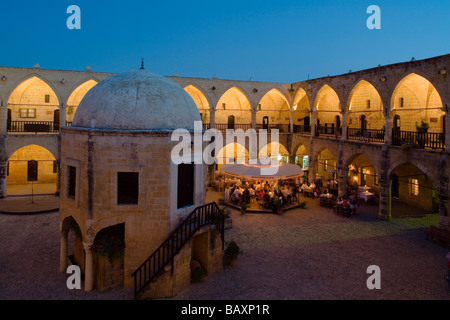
7 76 60 132
215 87 252 131
391 73 444 133
184 85 210 127
258 142 289 163
294 145 309 170
216 143 249 173
388 163 438 218
66 79 98 124
347 80 385 141
7 144 57 195
292 88 311 133
314 85 341 135
256 89 290 133
314 148 337 182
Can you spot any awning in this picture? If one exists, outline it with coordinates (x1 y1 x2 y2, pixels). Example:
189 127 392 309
221 160 303 181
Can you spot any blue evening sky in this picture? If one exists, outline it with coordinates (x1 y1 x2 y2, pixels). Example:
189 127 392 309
1 0 449 83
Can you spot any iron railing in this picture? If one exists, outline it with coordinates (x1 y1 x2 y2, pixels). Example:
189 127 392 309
214 123 252 133
392 129 445 150
315 125 342 137
131 202 224 299
347 128 385 143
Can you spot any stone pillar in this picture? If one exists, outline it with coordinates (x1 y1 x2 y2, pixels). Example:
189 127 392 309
377 145 391 220
308 137 315 182
209 108 215 129
251 108 256 130
84 242 94 291
289 111 294 134
445 112 450 152
60 228 68 272
60 103 67 129
0 104 7 135
384 117 393 145
0 134 7 198
438 151 450 231
337 140 345 198
311 111 317 136
340 112 348 140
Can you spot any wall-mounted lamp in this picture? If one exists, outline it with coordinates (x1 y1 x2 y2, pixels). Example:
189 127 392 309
253 88 258 93
211 86 216 90
60 78 65 83
1 76 6 81
440 69 447 75
380 76 387 83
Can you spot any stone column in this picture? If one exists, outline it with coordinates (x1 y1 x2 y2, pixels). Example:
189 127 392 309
59 103 67 129
377 145 391 220
83 242 94 291
0 103 7 135
384 117 393 145
438 151 450 231
251 108 256 130
60 228 68 272
445 112 450 152
340 112 348 140
0 134 7 198
209 108 215 129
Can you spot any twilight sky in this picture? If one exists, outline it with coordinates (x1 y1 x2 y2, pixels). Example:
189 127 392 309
1 0 449 83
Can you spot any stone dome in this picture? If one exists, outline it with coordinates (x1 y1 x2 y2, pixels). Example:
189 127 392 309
72 69 201 131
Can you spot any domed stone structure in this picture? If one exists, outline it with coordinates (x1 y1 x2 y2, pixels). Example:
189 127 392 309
72 69 201 131
59 69 223 297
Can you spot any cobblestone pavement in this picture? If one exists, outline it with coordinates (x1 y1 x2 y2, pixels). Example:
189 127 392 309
0 193 449 300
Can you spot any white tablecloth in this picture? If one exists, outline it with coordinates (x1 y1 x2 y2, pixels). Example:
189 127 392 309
359 191 375 202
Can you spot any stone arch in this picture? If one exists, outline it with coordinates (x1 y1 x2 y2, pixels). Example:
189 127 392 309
256 88 291 132
184 85 211 125
387 162 439 216
292 88 311 133
390 73 444 133
215 87 252 129
258 141 290 162
293 143 309 168
6 74 61 106
314 85 341 134
66 79 99 123
344 153 381 189
6 144 57 195
346 80 385 137
86 216 127 243
7 75 62 127
216 142 249 173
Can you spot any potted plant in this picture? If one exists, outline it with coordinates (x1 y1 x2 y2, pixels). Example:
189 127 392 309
273 197 283 214
416 120 429 133
299 201 306 209
224 241 242 266
241 202 248 214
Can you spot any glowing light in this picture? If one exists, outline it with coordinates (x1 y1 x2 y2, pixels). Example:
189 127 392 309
293 104 298 110
277 154 282 161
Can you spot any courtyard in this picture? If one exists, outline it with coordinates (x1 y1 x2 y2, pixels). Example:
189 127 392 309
0 189 448 300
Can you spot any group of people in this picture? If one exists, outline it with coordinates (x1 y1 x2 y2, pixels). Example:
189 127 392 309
299 177 338 199
336 194 359 215
223 180 296 210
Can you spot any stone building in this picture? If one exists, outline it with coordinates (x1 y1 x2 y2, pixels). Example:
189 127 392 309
57 69 224 296
0 54 449 293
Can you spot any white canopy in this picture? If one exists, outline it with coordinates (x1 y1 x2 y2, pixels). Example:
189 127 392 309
221 160 303 181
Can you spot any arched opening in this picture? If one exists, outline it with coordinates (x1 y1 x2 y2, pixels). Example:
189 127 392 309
293 88 311 133
215 87 252 132
227 115 235 129
256 89 290 133
390 73 445 149
91 223 125 292
314 148 337 187
294 145 309 175
66 79 98 125
7 144 57 195
345 153 379 201
216 143 249 174
184 85 210 129
389 163 438 217
7 76 60 133
347 80 384 142
314 85 341 136
258 142 290 163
